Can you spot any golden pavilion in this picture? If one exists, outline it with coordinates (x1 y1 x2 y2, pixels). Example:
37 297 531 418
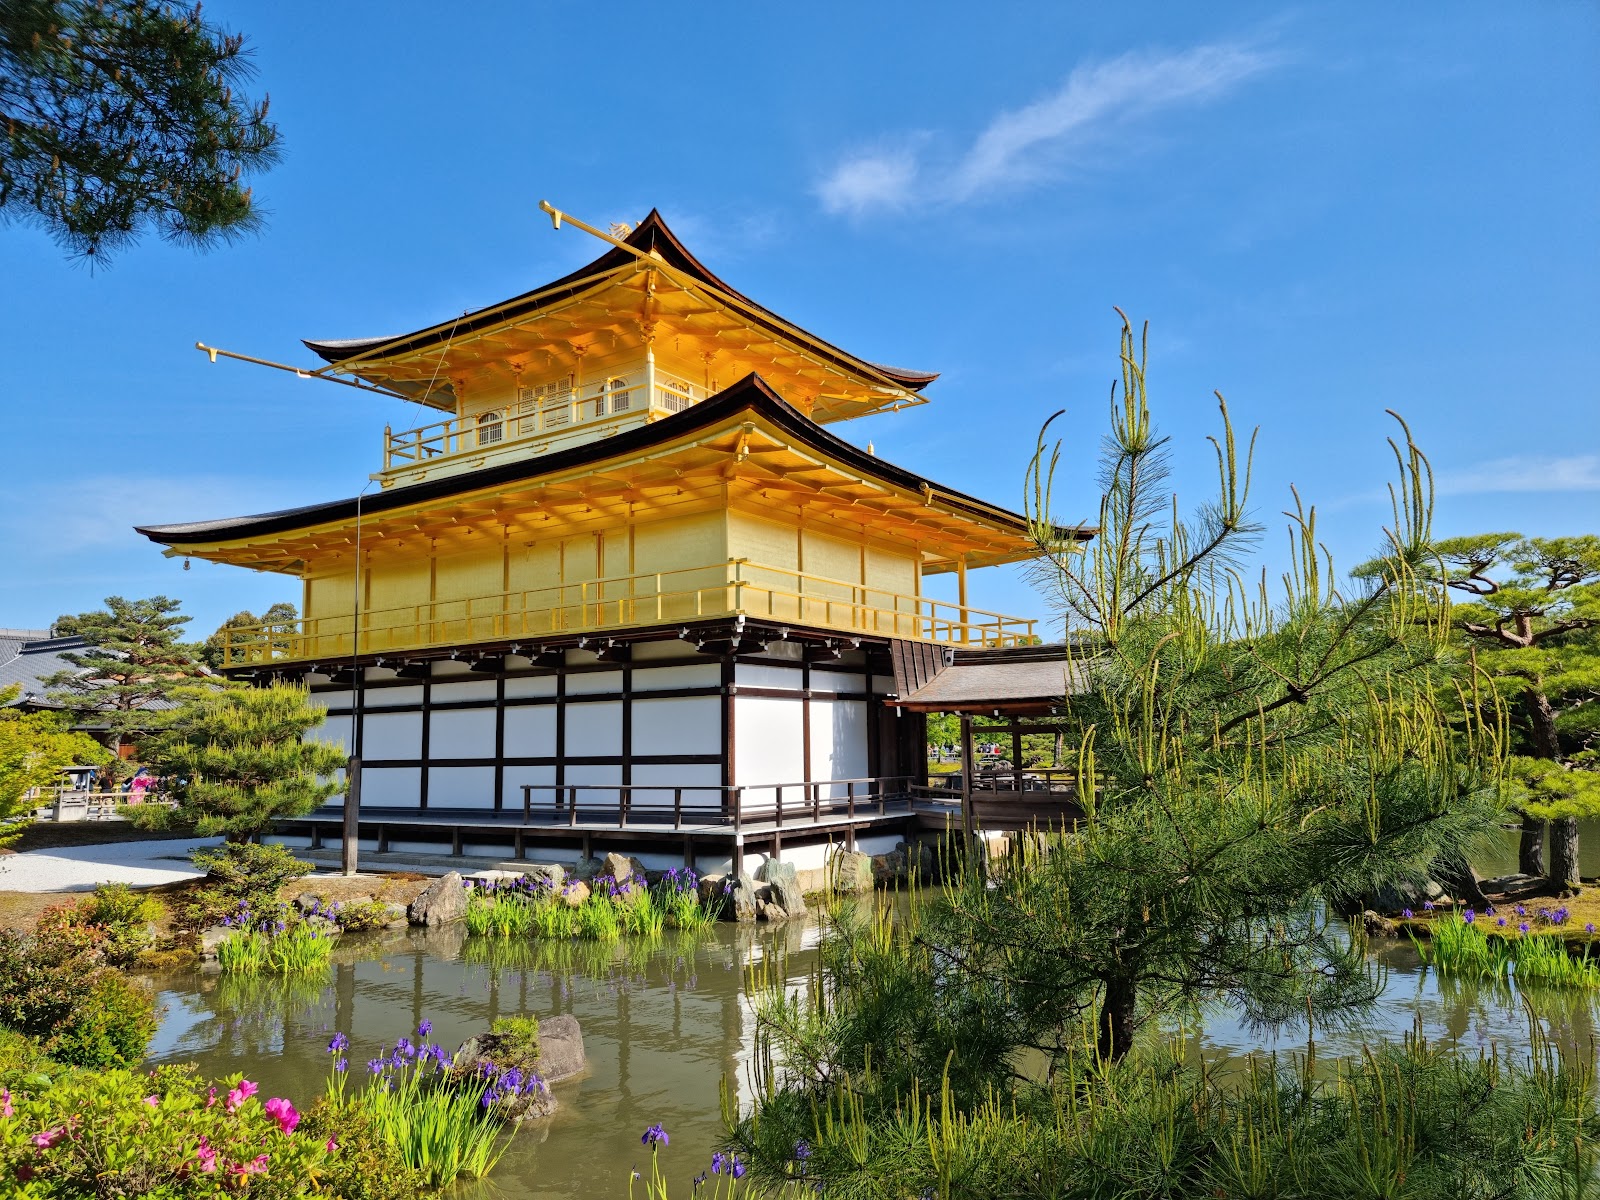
138 207 1088 876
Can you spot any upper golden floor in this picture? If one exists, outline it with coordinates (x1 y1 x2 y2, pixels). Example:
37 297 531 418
301 209 938 489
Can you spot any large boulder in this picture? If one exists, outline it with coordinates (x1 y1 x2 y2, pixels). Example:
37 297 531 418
1367 876 1448 916
535 1014 586 1083
408 871 469 927
759 860 808 916
723 874 759 922
829 849 874 895
523 864 566 893
560 880 591 908
573 852 635 883
757 899 789 922
198 926 231 958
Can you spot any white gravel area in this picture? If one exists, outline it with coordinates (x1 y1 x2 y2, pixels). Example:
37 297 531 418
0 836 224 893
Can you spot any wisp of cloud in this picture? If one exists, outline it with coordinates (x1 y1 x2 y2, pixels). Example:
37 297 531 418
817 39 1277 217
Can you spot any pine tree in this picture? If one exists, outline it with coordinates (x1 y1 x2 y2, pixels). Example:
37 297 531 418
0 0 279 262
1430 534 1600 891
132 683 346 841
44 595 209 780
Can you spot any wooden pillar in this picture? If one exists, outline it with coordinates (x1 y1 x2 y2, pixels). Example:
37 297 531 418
342 758 361 876
958 713 976 850
956 557 970 642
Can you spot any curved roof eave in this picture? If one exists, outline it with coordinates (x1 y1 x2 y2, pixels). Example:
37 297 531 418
301 211 939 393
135 373 1086 548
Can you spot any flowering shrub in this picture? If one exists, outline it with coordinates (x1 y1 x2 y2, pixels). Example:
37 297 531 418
36 883 163 967
188 841 314 924
0 929 159 1069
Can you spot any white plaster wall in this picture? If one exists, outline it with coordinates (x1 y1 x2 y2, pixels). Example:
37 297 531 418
501 764 556 810
363 712 422 760
365 686 423 708
566 701 622 756
426 766 496 808
810 669 865 695
431 679 497 703
428 708 497 759
502 705 556 756
633 663 720 691
504 675 558 699
311 690 354 710
736 663 803 690
566 763 622 806
734 695 805 806
567 670 623 696
629 762 724 810
809 698 869 794
633 696 720 756
361 766 422 807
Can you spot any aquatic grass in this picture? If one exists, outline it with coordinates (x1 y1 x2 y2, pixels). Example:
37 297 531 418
575 896 624 942
1512 934 1600 989
215 928 269 972
1413 913 1511 981
264 921 334 972
656 867 716 932
465 891 537 938
214 900 335 974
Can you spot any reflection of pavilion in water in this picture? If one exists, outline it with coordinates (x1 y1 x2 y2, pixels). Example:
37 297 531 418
155 922 816 1144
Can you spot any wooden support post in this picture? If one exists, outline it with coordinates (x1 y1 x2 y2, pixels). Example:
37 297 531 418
683 835 694 870
956 557 969 641
959 713 977 855
581 831 592 861
514 829 525 861
450 827 461 857
342 757 361 876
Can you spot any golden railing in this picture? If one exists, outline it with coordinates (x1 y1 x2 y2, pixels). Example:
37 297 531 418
382 367 704 472
221 560 1037 665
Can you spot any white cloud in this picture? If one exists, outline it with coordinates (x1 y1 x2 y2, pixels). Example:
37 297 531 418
1437 454 1600 496
817 41 1278 217
816 144 921 218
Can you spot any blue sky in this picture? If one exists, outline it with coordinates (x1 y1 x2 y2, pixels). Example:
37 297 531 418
2 2 1595 641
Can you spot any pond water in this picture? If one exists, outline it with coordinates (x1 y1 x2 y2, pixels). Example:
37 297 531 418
143 901 1600 1198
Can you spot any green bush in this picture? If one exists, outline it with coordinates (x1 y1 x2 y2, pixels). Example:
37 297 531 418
191 840 314 910
299 1100 428 1200
0 929 159 1070
488 1015 540 1063
46 882 164 966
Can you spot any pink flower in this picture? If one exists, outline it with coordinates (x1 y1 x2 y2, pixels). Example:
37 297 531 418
31 1127 65 1149
263 1097 300 1135
224 1079 259 1114
325 1137 338 1153
1 1088 11 1118
143 1095 160 1108
228 1154 269 1177
205 1087 217 1108
196 1137 217 1174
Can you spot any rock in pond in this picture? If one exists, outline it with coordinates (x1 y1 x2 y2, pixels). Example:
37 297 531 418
830 849 875 894
759 860 807 916
408 871 469 927
454 1014 586 1122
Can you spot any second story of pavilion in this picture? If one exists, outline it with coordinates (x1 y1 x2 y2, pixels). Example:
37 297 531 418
305 210 942 489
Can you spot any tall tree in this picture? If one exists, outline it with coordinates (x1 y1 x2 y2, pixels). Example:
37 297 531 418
201 601 297 671
1430 534 1599 890
751 317 1502 1095
131 683 346 841
0 684 110 845
44 595 208 779
0 0 279 262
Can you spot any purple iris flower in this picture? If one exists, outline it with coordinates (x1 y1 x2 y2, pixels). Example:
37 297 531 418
1401 908 1413 919
367 1059 385 1075
328 1032 349 1054
1463 909 1476 924
334 1057 347 1073
417 1020 432 1037
1520 922 1531 933
642 1123 669 1147
395 1038 414 1058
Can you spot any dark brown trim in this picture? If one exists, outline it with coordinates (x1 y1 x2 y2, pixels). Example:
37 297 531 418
493 672 505 811
720 655 734 810
418 675 431 810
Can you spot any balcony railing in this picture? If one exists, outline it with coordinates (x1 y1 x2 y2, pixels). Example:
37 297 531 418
382 367 705 473
221 559 1037 666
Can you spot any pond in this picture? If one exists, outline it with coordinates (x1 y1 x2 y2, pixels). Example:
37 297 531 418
141 897 1600 1198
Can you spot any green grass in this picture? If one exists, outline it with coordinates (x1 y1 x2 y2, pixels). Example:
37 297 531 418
461 872 717 946
215 920 333 974
464 892 536 938
1415 913 1600 990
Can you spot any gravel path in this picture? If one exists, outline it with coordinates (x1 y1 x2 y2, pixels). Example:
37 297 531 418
0 836 223 893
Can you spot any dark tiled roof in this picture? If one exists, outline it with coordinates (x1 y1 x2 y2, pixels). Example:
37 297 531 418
891 643 1085 713
0 635 89 707
135 373 1091 548
303 210 939 394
